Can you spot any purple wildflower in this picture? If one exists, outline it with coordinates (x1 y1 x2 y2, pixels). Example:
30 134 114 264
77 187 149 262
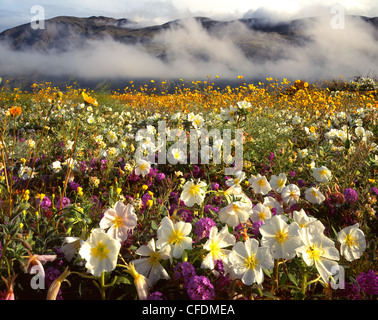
38 196 52 210
297 179 306 188
147 291 165 300
343 188 358 203
56 197 71 210
80 160 88 173
69 181 80 191
155 172 166 182
45 267 63 300
186 275 215 300
356 270 378 295
204 204 219 215
194 217 216 240
337 283 361 300
173 262 196 288
210 182 220 191
178 209 193 223
371 187 378 195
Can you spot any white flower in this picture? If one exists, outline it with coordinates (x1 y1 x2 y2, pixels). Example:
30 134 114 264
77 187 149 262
251 203 272 224
224 185 252 207
221 105 237 121
180 179 207 207
187 112 195 121
304 187 326 204
249 174 272 195
298 149 308 158
269 173 287 193
63 157 77 170
99 201 137 243
281 184 301 205
229 238 274 285
131 239 172 285
79 228 121 277
87 116 95 124
292 116 302 124
312 166 332 183
296 222 340 283
225 171 246 187
337 223 366 262
191 114 205 129
237 100 252 109
156 217 192 259
19 165 36 180
201 226 236 270
293 209 320 229
61 237 84 261
355 126 365 137
263 196 283 215
106 130 118 143
219 201 252 227
259 215 302 260
135 159 151 177
169 147 186 164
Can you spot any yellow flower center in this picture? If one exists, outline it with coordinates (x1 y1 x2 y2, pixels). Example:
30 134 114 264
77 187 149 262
345 234 358 247
139 164 147 171
257 178 266 187
209 241 222 258
147 251 161 266
244 254 258 270
320 169 328 176
189 184 201 196
306 245 324 262
91 241 110 260
174 151 181 159
168 229 184 245
113 216 124 228
311 189 319 198
275 230 288 243
232 203 240 212
289 191 298 199
258 211 266 220
277 179 285 188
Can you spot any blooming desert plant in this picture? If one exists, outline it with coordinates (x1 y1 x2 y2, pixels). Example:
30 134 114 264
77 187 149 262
0 77 376 300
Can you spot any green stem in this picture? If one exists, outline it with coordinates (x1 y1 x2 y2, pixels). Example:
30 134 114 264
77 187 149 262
301 269 308 299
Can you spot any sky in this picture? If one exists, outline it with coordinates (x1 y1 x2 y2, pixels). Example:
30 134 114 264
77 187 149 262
1 0 378 32
0 1 378 82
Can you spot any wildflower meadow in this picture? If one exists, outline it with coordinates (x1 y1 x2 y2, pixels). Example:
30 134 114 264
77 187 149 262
0 76 377 301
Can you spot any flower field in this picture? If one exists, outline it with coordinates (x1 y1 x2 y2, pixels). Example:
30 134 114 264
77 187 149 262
0 76 377 300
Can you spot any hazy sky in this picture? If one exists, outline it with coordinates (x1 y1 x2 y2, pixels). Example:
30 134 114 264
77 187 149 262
1 1 377 81
1 0 378 31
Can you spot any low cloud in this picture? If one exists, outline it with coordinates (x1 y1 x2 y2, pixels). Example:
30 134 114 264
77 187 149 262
0 14 377 83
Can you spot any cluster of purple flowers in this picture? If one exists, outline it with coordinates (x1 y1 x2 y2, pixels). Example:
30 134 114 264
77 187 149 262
343 188 358 203
173 262 215 300
337 269 378 299
194 217 216 241
37 196 52 210
356 269 378 296
186 275 215 300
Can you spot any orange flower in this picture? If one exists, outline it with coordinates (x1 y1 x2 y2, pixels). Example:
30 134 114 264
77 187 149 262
82 91 98 106
9 106 22 117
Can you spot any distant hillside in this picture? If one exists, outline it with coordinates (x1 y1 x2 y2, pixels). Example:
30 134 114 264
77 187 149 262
0 14 377 88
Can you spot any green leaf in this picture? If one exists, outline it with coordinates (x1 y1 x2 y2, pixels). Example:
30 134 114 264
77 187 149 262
115 275 132 286
288 273 299 286
344 138 350 150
